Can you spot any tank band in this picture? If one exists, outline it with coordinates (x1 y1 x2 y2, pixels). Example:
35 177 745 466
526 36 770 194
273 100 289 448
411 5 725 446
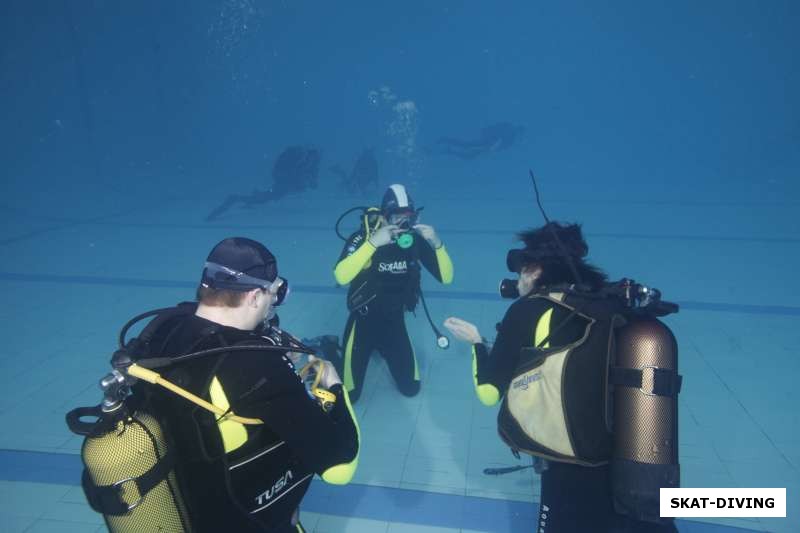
83 446 175 516
609 366 682 397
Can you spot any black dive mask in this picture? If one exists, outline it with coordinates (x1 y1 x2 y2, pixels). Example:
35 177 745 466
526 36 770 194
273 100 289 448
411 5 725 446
203 262 290 306
506 248 543 274
386 209 418 230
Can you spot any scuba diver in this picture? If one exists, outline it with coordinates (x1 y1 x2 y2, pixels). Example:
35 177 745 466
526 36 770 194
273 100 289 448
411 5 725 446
206 145 321 221
432 122 525 160
333 184 454 402
67 237 359 532
445 173 681 532
329 147 379 196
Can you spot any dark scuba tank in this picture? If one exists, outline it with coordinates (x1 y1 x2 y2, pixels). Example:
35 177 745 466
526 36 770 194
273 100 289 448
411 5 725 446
610 316 681 525
66 374 191 532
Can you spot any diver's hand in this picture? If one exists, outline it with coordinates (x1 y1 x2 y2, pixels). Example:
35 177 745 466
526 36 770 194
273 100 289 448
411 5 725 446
444 317 482 344
413 224 442 248
287 351 305 367
368 224 401 248
308 355 342 388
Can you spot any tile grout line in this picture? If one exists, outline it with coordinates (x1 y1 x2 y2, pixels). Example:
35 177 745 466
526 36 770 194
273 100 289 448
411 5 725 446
2 272 800 317
688 338 798 479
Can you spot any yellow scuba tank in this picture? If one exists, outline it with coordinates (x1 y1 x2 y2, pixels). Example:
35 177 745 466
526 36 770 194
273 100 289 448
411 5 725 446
66 371 191 533
65 305 198 532
610 314 681 525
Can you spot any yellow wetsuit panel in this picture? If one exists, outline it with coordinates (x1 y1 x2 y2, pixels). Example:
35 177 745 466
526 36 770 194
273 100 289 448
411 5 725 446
412 345 419 381
208 376 248 453
321 388 361 485
472 304 555 407
334 241 376 285
472 345 500 406
343 321 357 392
535 308 553 348
434 244 454 284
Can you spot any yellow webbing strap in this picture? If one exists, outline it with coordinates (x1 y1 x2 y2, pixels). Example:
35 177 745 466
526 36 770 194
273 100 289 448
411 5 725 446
298 359 338 409
298 359 324 390
127 364 263 425
298 359 360 484
363 207 381 241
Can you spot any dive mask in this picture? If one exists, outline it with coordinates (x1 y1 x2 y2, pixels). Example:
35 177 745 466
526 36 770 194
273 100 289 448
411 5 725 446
506 248 542 273
387 208 418 230
202 261 290 306
386 208 419 249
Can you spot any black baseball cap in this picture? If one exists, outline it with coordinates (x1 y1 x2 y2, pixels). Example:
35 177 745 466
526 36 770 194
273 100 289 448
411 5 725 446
201 237 279 292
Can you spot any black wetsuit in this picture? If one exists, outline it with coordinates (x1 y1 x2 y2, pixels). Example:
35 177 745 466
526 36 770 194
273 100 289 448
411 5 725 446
474 295 677 533
335 230 452 402
140 311 359 532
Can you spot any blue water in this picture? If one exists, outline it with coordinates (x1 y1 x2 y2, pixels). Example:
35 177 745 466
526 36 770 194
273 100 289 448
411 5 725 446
0 1 797 532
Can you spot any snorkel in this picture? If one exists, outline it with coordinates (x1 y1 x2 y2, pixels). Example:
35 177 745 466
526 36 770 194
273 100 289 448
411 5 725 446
499 170 678 317
500 170 584 299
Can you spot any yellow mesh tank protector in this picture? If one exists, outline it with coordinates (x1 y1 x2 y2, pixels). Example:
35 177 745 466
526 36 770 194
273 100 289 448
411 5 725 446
81 411 192 532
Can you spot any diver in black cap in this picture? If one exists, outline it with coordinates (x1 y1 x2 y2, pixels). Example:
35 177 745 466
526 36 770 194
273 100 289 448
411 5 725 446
78 237 361 532
446 208 680 532
333 184 454 402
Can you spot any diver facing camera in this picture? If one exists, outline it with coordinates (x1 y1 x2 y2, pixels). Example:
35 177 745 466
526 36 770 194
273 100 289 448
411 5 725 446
364 201 425 250
333 184 454 403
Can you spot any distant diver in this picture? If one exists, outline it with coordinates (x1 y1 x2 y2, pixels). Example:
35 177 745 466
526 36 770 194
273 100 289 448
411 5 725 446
206 145 321 221
433 122 525 160
329 148 379 195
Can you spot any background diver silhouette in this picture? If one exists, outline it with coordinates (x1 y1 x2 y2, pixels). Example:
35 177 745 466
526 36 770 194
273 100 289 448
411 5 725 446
329 147 379 196
433 122 525 160
206 145 321 221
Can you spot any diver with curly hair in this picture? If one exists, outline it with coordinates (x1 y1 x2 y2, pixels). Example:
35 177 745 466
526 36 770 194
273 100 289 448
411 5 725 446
446 219 680 533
